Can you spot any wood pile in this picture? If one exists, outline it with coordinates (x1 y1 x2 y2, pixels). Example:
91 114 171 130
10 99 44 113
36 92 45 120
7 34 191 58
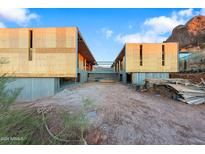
144 78 205 105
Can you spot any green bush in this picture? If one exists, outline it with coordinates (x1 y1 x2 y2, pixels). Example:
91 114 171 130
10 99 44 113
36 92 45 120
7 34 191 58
0 98 93 145
0 57 22 111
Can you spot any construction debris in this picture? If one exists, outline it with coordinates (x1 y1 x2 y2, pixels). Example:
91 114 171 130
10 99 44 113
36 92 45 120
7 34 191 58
170 72 205 84
144 78 205 105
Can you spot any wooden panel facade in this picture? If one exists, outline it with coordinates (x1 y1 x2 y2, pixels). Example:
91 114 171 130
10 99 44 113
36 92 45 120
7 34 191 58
0 27 96 77
113 43 178 73
78 53 84 70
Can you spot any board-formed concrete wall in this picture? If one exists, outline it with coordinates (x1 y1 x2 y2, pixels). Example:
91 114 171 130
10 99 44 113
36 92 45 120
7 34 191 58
6 77 60 102
79 69 88 83
118 71 127 84
132 72 169 85
88 72 118 82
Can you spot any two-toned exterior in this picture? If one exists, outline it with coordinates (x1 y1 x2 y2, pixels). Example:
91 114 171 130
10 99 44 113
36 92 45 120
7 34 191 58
112 43 179 85
0 27 96 101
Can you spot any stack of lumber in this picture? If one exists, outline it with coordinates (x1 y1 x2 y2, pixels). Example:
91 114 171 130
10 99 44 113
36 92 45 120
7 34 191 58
144 78 205 105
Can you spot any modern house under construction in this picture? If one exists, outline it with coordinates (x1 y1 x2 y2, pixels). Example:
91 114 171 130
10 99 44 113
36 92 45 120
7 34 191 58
0 27 96 101
112 43 179 85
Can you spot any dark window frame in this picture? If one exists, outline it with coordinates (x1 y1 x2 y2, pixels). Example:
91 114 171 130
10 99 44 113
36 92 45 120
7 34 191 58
28 30 33 61
162 45 165 66
140 45 143 66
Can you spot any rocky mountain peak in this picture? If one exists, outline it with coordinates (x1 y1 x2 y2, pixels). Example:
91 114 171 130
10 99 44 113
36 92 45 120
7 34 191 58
165 15 205 51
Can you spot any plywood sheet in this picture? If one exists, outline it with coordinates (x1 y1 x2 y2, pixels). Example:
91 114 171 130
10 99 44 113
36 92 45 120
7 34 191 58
0 27 78 77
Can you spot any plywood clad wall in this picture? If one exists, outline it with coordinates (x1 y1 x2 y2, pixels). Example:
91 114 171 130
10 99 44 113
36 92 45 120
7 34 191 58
78 53 84 70
33 28 76 48
0 29 29 48
125 43 178 72
0 27 77 77
56 28 67 48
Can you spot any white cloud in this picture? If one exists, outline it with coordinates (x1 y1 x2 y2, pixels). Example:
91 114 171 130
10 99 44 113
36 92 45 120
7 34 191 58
0 22 6 28
0 8 39 26
105 30 113 38
101 28 113 39
115 8 199 44
178 8 194 17
115 31 167 43
144 16 181 34
200 8 205 15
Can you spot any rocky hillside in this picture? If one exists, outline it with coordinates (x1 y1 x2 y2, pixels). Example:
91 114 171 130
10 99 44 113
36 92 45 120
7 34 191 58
165 15 205 51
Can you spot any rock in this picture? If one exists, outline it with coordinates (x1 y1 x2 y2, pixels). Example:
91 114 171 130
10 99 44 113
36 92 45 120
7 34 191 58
101 134 108 141
165 15 205 51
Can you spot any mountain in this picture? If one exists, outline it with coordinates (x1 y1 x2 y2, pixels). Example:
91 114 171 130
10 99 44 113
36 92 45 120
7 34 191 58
165 15 205 52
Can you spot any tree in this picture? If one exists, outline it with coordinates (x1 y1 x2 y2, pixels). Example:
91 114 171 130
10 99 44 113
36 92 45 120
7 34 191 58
0 57 21 111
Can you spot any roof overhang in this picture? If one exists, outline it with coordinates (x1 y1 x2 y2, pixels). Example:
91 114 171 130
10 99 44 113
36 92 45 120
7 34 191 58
111 45 125 67
77 29 97 65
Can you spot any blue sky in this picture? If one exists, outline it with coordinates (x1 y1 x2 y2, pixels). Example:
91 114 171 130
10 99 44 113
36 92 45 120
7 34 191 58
0 8 204 61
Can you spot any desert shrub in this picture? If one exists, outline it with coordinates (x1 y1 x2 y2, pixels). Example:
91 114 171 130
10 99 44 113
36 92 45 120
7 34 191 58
0 97 93 145
0 57 22 111
0 109 45 144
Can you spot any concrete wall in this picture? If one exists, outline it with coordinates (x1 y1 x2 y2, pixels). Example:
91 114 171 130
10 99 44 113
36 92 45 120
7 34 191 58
78 70 88 83
132 72 169 85
118 71 127 84
6 77 60 102
88 72 118 82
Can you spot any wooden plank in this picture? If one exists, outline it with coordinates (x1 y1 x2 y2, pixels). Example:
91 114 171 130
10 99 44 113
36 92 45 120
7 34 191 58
145 78 205 105
167 84 205 94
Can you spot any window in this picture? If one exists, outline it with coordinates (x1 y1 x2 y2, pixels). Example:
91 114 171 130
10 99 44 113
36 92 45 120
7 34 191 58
29 30 33 48
140 45 143 66
28 30 33 61
162 45 165 66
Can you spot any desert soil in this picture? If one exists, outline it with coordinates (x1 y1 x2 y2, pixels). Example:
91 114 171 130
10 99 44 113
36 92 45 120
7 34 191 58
25 82 205 144
170 72 205 84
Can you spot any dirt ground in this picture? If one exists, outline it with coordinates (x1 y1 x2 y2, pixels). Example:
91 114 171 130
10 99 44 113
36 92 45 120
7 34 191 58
26 82 205 144
170 72 205 84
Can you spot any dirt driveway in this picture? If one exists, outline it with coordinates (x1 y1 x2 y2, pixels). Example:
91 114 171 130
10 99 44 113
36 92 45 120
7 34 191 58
33 82 205 144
